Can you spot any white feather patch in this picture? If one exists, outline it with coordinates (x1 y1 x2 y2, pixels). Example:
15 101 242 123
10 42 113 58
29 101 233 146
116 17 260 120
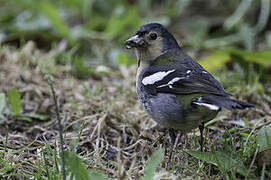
157 77 184 88
142 70 175 85
193 102 220 111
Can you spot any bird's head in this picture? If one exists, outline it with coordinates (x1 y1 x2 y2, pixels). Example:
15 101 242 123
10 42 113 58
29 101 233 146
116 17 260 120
125 23 180 62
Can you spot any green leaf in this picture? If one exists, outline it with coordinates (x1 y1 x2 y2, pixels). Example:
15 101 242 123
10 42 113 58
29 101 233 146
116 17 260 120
142 147 164 180
229 49 271 66
64 151 108 180
0 151 17 174
256 126 271 152
0 92 6 113
187 150 249 176
266 32 271 48
187 150 219 166
88 170 108 180
22 113 49 121
14 11 51 32
72 57 98 79
39 1 71 43
199 50 230 71
16 115 32 122
64 151 90 180
117 53 137 66
239 24 254 51
7 88 21 115
204 115 228 127
224 0 253 30
199 48 271 72
106 6 141 40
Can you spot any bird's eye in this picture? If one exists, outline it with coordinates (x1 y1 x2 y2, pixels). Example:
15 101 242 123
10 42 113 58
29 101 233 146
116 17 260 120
149 33 157 40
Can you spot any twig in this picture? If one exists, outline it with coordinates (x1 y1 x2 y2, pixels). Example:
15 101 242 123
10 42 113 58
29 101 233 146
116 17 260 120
245 147 259 180
4 128 8 152
44 74 66 180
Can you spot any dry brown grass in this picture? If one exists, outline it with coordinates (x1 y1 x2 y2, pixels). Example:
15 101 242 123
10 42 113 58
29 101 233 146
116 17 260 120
0 42 270 179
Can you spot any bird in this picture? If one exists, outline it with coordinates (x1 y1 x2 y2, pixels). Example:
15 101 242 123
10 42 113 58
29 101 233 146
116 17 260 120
125 23 254 151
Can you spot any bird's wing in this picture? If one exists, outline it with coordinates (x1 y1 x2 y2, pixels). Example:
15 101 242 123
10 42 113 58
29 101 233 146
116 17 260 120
142 52 230 97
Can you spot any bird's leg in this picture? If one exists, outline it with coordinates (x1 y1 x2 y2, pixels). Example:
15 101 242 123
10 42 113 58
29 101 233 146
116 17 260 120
168 129 181 161
168 129 176 146
173 131 181 150
199 123 205 151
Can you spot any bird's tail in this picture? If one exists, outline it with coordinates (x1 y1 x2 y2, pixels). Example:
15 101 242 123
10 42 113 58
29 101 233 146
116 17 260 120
199 95 254 111
225 99 254 111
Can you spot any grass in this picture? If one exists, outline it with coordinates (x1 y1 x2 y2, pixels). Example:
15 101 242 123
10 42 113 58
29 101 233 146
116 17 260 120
0 42 270 179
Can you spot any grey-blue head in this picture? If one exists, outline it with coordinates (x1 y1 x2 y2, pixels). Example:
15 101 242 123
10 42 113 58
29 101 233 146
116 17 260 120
125 23 180 61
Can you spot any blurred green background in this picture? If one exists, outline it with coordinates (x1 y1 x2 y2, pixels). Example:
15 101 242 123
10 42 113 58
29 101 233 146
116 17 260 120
1 1 271 178
0 0 271 88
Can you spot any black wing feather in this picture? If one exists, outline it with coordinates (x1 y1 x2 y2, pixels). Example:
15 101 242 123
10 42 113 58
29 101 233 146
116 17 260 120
142 52 230 97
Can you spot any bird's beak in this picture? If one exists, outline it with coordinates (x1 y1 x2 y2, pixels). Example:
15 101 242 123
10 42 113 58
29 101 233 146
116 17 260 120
125 35 146 49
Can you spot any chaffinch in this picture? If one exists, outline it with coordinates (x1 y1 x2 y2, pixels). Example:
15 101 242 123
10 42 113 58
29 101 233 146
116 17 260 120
125 23 254 150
